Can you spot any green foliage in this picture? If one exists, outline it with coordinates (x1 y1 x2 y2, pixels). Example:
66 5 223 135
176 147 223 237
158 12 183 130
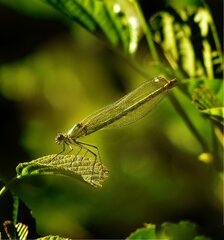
16 154 108 188
0 0 222 239
4 221 72 240
3 220 71 240
150 5 223 80
192 85 223 126
43 0 142 54
12 195 19 225
3 221 29 240
126 221 210 240
126 223 157 239
0 0 55 17
37 236 71 240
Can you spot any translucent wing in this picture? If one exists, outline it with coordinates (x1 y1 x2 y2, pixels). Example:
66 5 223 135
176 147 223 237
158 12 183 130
72 77 176 138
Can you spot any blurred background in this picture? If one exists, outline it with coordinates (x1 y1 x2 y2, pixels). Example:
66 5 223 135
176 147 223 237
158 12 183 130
0 0 223 239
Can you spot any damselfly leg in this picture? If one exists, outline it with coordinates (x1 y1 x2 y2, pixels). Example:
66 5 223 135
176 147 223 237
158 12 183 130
75 141 102 179
55 137 102 180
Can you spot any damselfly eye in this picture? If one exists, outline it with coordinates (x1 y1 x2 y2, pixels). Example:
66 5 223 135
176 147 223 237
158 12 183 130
55 133 66 145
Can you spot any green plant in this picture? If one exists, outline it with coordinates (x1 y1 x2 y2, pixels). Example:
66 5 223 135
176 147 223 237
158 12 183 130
0 0 222 239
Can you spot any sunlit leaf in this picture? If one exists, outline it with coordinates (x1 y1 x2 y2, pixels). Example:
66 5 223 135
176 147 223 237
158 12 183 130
192 85 222 109
126 221 210 240
15 223 29 240
16 154 109 188
42 0 142 55
3 221 29 240
159 221 206 240
150 6 223 80
192 85 223 125
37 236 71 240
126 224 157 240
182 78 223 96
201 107 224 118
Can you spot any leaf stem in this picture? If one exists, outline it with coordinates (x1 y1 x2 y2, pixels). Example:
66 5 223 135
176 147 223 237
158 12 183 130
201 0 223 58
0 177 18 198
168 93 208 151
0 185 8 197
12 195 19 225
211 125 223 171
132 0 160 63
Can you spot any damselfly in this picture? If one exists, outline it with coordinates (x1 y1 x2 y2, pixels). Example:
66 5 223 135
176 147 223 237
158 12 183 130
55 77 177 159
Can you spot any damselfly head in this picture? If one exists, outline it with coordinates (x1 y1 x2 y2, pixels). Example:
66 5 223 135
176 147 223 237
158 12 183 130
55 133 67 145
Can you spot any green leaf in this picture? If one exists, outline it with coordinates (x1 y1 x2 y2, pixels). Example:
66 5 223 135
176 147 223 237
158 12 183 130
12 195 19 225
42 0 142 55
159 221 198 240
202 107 224 118
3 221 29 240
192 85 223 125
126 221 211 240
16 154 109 188
182 78 223 96
126 223 157 240
37 236 71 240
0 0 54 17
150 6 223 80
3 222 75 240
192 85 222 110
15 223 29 240
193 236 211 240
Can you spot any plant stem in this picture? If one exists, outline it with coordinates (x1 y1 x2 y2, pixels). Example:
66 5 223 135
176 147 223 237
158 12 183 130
202 0 223 58
0 185 8 197
169 93 208 151
132 0 160 63
211 125 223 171
12 195 19 225
0 177 18 198
0 178 20 237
